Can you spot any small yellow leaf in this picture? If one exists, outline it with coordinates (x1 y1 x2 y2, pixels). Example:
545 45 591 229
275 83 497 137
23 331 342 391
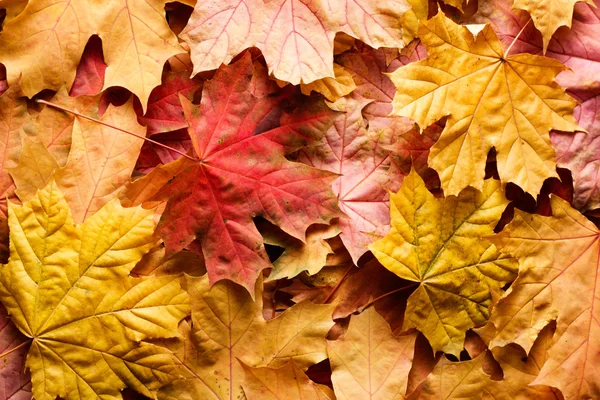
300 64 357 102
261 221 341 281
0 181 190 400
369 169 518 355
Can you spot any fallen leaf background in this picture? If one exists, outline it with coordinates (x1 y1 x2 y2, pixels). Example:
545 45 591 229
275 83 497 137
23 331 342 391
0 0 599 399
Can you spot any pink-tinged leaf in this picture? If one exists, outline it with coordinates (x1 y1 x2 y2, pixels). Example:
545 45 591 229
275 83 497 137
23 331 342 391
551 93 600 211
181 0 410 85
338 44 427 132
471 0 600 210
130 54 340 293
299 96 405 263
137 70 203 135
70 35 107 97
0 304 31 400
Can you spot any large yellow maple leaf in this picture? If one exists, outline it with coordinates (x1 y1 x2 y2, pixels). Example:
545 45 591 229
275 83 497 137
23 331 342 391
369 168 518 356
388 12 580 197
0 181 190 400
482 195 600 399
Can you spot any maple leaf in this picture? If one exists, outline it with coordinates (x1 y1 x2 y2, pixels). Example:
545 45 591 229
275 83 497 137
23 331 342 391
259 220 341 281
328 307 416 399
159 274 335 400
0 0 183 109
299 96 404 263
481 195 600 399
180 0 410 85
369 168 518 356
482 324 562 400
0 0 93 99
124 54 340 292
0 303 31 400
338 44 426 132
240 360 334 400
469 0 600 210
415 353 494 400
0 181 190 400
388 11 580 197
512 0 595 52
11 97 146 223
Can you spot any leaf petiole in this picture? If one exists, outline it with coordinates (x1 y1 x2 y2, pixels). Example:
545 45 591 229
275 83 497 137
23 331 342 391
36 99 199 162
505 18 532 57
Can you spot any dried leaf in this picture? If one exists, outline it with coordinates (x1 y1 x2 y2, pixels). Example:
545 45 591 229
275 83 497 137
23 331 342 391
369 168 518 355
0 181 190 400
389 12 580 196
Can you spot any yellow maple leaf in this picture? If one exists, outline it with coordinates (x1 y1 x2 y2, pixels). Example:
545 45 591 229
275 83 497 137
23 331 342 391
482 195 600 399
513 0 596 52
328 307 416 400
159 274 335 400
0 181 190 400
369 168 518 356
388 11 580 197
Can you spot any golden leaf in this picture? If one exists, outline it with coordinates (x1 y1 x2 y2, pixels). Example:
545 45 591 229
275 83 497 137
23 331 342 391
240 360 333 400
159 274 335 399
388 11 580 196
0 181 190 400
369 168 517 355
328 307 416 400
483 195 600 399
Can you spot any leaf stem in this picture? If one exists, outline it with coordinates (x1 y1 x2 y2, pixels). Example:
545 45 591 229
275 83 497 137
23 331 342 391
504 18 532 58
358 282 419 312
323 264 354 304
0 339 32 359
36 99 199 162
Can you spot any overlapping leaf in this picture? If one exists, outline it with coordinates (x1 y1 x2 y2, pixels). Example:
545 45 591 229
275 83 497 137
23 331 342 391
328 307 416 399
0 0 183 108
159 274 335 400
0 303 31 400
389 11 580 197
0 181 190 400
180 0 410 85
122 54 340 292
482 196 600 399
370 169 518 355
299 96 404 263
471 0 600 211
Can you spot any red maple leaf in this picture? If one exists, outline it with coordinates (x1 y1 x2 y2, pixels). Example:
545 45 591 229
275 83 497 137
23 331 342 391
127 54 341 292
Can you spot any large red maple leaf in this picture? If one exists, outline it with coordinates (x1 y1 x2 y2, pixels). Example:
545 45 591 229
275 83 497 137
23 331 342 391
125 54 340 292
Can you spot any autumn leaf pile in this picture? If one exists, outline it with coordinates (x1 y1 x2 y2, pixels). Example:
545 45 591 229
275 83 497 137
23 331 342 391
1 0 599 398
